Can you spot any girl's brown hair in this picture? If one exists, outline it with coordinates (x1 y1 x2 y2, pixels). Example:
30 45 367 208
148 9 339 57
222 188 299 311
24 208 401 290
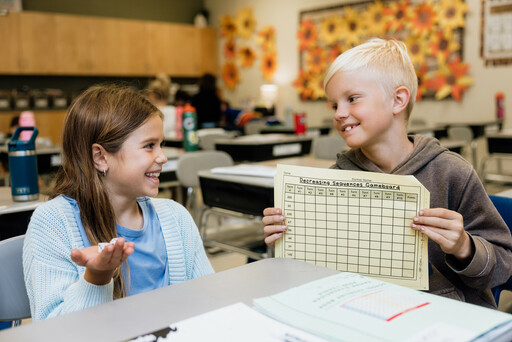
49 84 160 298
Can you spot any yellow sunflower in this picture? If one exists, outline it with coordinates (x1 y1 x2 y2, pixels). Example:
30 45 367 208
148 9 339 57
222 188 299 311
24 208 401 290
410 1 438 37
305 46 327 74
415 63 429 101
319 15 342 46
383 0 414 33
340 7 366 47
404 35 429 67
238 46 257 67
256 26 276 51
293 69 314 101
362 1 388 36
428 29 460 65
261 51 277 81
297 19 318 51
220 15 237 38
223 39 236 59
422 56 473 101
235 7 256 39
308 72 326 100
222 62 240 90
436 0 467 34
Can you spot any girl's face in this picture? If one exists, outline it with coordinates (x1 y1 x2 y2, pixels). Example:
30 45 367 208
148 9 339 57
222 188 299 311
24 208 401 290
104 114 168 202
325 69 395 151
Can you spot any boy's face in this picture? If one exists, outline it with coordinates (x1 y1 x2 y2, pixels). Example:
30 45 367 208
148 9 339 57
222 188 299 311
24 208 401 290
325 69 396 150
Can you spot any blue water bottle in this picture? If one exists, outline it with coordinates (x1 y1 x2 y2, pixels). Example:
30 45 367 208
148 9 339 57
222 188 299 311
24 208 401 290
8 126 39 201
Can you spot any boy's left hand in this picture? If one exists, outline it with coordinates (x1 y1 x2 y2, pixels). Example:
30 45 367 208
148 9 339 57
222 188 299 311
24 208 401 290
411 208 474 262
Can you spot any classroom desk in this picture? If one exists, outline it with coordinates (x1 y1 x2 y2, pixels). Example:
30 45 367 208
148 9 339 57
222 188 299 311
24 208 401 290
0 258 338 342
0 186 46 240
481 130 512 183
0 145 62 178
260 125 331 136
214 134 313 162
199 157 334 216
407 124 448 139
438 120 503 139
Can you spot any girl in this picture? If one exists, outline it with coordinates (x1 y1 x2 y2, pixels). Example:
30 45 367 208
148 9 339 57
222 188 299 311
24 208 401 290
23 85 214 321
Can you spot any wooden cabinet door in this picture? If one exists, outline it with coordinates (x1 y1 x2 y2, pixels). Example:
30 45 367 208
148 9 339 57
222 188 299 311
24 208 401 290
0 12 21 74
54 14 92 74
18 12 59 74
146 22 201 76
199 27 218 75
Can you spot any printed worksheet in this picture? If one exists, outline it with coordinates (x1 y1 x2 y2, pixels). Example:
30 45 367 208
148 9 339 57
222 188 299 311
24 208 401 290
275 164 430 290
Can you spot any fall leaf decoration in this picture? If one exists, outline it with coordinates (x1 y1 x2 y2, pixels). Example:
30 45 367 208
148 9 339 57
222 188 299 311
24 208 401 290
238 46 257 67
257 26 276 51
428 28 460 65
222 62 240 90
410 1 438 37
236 7 256 39
383 0 414 33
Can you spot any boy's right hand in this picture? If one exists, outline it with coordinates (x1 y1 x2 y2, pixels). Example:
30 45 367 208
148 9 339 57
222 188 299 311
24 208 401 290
262 207 287 248
70 237 134 285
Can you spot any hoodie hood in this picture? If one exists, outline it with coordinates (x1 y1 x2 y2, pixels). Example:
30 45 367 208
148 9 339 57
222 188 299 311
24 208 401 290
335 135 448 175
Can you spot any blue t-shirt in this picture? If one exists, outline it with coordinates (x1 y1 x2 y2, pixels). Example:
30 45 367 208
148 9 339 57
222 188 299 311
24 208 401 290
69 196 169 296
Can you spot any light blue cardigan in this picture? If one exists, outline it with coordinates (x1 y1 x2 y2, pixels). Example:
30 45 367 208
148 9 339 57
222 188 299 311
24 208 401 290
23 195 214 321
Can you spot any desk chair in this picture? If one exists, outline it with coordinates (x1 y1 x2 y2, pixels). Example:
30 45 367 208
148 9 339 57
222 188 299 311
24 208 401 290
176 151 234 222
199 133 233 151
489 195 512 307
244 120 265 135
0 235 31 328
312 136 348 160
447 126 476 166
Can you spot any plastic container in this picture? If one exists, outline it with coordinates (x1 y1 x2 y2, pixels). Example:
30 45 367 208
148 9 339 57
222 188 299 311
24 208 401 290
294 112 307 135
8 126 39 202
19 111 36 141
182 104 198 151
496 92 505 120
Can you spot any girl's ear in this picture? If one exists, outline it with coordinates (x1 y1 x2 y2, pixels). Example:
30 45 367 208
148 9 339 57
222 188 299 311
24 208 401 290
92 143 108 173
392 86 410 115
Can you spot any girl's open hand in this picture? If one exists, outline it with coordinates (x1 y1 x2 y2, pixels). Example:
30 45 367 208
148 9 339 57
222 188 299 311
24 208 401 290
262 207 287 248
411 208 473 262
70 237 134 285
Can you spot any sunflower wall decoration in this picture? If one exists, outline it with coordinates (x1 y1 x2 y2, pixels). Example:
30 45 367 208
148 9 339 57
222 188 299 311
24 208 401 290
294 0 473 102
219 7 278 90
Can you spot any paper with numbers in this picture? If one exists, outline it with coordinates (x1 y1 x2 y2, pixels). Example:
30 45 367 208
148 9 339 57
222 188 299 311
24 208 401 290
275 164 430 290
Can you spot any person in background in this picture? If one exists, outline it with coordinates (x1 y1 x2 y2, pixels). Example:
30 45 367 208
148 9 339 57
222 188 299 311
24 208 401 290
191 73 222 128
6 115 20 138
23 85 213 320
262 38 512 309
146 73 176 137
173 89 190 107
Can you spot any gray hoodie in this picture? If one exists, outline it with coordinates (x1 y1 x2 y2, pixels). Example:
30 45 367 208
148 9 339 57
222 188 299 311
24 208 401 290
332 134 512 308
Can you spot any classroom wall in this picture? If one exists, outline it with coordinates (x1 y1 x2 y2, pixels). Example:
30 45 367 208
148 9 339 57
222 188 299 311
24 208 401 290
205 0 512 130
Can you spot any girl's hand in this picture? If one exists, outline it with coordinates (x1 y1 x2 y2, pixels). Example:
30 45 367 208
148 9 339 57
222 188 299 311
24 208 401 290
411 208 473 262
70 237 134 285
262 207 287 248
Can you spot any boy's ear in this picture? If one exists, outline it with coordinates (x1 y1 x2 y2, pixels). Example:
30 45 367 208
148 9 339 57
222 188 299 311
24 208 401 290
92 143 108 173
392 86 410 115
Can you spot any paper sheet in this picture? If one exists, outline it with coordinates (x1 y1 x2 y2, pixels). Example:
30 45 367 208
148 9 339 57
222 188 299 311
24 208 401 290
274 164 430 290
253 272 512 342
211 164 277 178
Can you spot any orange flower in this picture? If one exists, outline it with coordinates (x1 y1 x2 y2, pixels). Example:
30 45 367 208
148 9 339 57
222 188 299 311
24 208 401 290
223 40 236 59
297 19 317 51
293 69 314 101
305 46 327 74
220 15 237 38
428 29 460 65
423 56 474 101
415 63 429 101
383 0 414 33
256 26 276 51
238 46 257 67
261 51 277 81
410 1 437 37
362 1 388 36
327 44 343 63
222 62 240 90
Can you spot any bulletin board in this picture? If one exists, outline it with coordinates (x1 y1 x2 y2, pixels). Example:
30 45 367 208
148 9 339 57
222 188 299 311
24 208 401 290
294 0 470 102
481 0 512 65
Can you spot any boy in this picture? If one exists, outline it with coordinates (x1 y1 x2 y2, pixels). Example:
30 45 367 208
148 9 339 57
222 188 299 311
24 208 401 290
263 39 512 308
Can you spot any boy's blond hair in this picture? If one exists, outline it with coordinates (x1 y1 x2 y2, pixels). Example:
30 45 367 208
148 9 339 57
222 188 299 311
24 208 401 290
324 38 418 119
